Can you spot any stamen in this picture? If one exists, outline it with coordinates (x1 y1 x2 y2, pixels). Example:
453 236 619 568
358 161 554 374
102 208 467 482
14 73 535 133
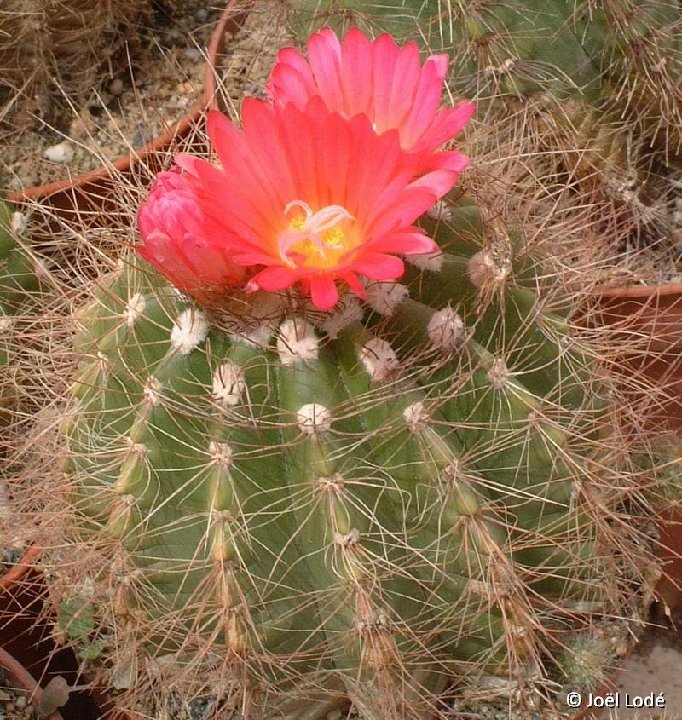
279 200 355 268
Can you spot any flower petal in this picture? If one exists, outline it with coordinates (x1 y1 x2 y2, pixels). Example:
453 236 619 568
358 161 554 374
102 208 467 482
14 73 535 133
309 275 339 310
308 28 344 109
266 27 474 173
250 265 299 292
351 252 404 280
369 230 438 256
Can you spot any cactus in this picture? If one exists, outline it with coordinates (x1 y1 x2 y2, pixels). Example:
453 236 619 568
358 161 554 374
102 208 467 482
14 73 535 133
288 0 681 273
42 19 668 720
56 212 660 717
0 200 40 429
55 203 660 718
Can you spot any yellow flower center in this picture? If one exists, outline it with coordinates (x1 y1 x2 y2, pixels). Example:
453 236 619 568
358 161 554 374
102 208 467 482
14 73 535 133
278 200 355 269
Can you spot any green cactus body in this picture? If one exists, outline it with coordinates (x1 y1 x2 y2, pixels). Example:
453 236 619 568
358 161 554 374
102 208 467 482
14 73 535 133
61 182 639 715
0 200 39 425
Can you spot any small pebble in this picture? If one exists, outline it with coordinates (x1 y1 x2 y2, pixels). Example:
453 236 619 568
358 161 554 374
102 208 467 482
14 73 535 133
42 141 74 164
109 78 124 96
195 8 208 22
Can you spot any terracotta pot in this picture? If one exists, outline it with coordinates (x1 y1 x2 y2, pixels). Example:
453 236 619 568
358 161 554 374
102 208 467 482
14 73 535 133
0 646 64 720
653 507 682 613
0 547 46 664
4 0 251 220
584 283 682 429
204 0 254 113
0 544 42 593
0 546 102 718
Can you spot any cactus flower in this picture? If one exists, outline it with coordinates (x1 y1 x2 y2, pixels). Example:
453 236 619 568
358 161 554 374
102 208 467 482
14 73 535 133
138 97 470 310
137 168 246 298
267 26 475 172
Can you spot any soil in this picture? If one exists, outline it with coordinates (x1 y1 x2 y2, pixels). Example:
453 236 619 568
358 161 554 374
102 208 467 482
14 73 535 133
0 0 223 191
605 605 682 719
214 0 293 114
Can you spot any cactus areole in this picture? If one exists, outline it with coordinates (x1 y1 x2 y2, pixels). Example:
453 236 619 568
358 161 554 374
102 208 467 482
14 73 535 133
64 27 646 718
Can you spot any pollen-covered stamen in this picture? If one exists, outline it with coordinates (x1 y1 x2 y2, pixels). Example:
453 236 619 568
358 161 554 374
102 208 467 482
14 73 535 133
278 200 355 269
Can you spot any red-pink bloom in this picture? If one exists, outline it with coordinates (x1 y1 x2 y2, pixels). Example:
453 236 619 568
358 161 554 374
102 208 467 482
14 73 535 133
137 169 245 297
267 27 474 172
137 98 464 310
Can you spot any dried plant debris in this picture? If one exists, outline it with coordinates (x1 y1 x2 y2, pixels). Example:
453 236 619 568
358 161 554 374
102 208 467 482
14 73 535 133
0 0 222 190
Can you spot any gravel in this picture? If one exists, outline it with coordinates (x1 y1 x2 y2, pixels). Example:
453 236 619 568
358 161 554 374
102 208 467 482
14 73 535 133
0 668 33 720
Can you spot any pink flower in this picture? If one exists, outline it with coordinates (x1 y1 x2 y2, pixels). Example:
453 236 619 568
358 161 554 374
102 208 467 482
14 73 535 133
137 97 463 310
137 168 245 299
267 27 474 172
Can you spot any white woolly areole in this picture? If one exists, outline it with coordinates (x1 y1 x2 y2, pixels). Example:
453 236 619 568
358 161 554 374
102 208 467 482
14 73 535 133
428 307 465 352
143 377 163 406
364 282 409 316
212 361 246 407
315 295 363 339
171 309 208 354
468 249 508 288
277 318 320 365
297 403 332 436
167 285 186 302
125 438 148 457
360 337 399 383
209 440 233 467
403 402 431 433
426 199 454 222
0 314 14 333
225 292 283 346
229 324 273 349
123 293 146 328
406 250 443 272
487 356 510 390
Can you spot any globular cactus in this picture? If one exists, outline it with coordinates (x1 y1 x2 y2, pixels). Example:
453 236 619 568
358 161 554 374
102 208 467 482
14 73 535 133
50 23 664 720
0 199 40 428
59 217 658 717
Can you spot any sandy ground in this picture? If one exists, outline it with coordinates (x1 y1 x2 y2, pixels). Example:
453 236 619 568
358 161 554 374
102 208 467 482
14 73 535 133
596 607 682 719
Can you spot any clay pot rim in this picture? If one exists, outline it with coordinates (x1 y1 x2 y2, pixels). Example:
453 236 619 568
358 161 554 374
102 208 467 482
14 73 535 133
592 282 682 300
5 0 250 205
0 545 41 592
0 646 63 720
5 104 203 204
